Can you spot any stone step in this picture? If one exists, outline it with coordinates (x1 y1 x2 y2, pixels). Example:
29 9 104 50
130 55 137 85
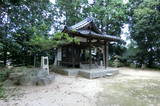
79 69 119 79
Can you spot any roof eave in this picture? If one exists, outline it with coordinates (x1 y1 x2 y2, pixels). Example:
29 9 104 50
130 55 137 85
65 29 123 42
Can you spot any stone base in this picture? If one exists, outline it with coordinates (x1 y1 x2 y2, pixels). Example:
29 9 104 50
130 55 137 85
36 74 55 86
79 69 119 79
62 69 80 76
54 68 119 79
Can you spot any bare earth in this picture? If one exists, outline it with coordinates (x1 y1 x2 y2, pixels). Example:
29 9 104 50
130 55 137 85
0 67 160 106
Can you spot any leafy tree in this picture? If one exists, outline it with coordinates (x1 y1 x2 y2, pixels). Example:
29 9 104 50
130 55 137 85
54 0 85 27
29 32 79 51
0 0 56 66
128 0 160 68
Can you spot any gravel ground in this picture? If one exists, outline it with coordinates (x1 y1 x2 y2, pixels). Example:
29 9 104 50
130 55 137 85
0 67 160 106
97 67 160 106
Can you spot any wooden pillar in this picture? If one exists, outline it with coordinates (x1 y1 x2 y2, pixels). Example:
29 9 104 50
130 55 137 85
34 54 36 67
89 39 92 69
106 42 109 68
104 41 109 69
72 43 75 68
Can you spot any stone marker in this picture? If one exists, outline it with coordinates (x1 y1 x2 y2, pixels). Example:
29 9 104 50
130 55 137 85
41 56 49 75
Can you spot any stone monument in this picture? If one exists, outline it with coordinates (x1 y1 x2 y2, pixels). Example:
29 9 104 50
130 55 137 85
41 56 49 75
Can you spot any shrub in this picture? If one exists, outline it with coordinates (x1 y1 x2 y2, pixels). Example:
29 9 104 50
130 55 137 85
113 59 122 67
50 65 66 75
130 63 137 68
0 68 12 82
110 55 124 67
0 83 5 98
12 67 27 73
109 60 114 67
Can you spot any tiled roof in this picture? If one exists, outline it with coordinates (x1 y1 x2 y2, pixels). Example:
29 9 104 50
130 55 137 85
63 17 123 42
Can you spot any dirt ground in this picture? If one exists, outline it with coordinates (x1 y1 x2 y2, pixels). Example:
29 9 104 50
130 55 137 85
0 67 160 106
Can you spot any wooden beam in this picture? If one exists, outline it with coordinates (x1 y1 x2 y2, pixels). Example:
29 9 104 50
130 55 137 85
80 41 105 46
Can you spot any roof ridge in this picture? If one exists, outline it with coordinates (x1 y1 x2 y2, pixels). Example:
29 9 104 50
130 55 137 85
69 17 94 30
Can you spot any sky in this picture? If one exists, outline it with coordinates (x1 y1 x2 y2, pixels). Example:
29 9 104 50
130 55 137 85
121 24 130 46
50 0 55 4
49 0 130 46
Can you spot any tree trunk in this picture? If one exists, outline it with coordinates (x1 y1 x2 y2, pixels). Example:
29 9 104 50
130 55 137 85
3 50 7 66
148 57 154 68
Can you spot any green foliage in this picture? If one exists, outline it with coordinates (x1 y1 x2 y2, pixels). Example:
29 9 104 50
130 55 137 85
0 0 55 66
0 85 5 98
121 42 140 66
11 67 27 73
29 32 80 51
56 0 83 26
130 63 137 68
54 32 75 43
111 55 124 67
50 65 66 75
0 68 12 82
0 67 29 84
128 0 160 68
84 0 127 35
113 59 121 67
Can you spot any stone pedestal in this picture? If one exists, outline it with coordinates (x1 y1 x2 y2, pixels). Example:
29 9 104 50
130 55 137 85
41 56 49 75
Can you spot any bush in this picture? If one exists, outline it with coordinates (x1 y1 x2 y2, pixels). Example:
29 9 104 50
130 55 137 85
109 59 123 67
50 65 66 75
113 59 121 67
130 63 137 68
0 67 28 82
0 83 5 98
0 68 12 82
109 60 114 67
11 67 27 73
